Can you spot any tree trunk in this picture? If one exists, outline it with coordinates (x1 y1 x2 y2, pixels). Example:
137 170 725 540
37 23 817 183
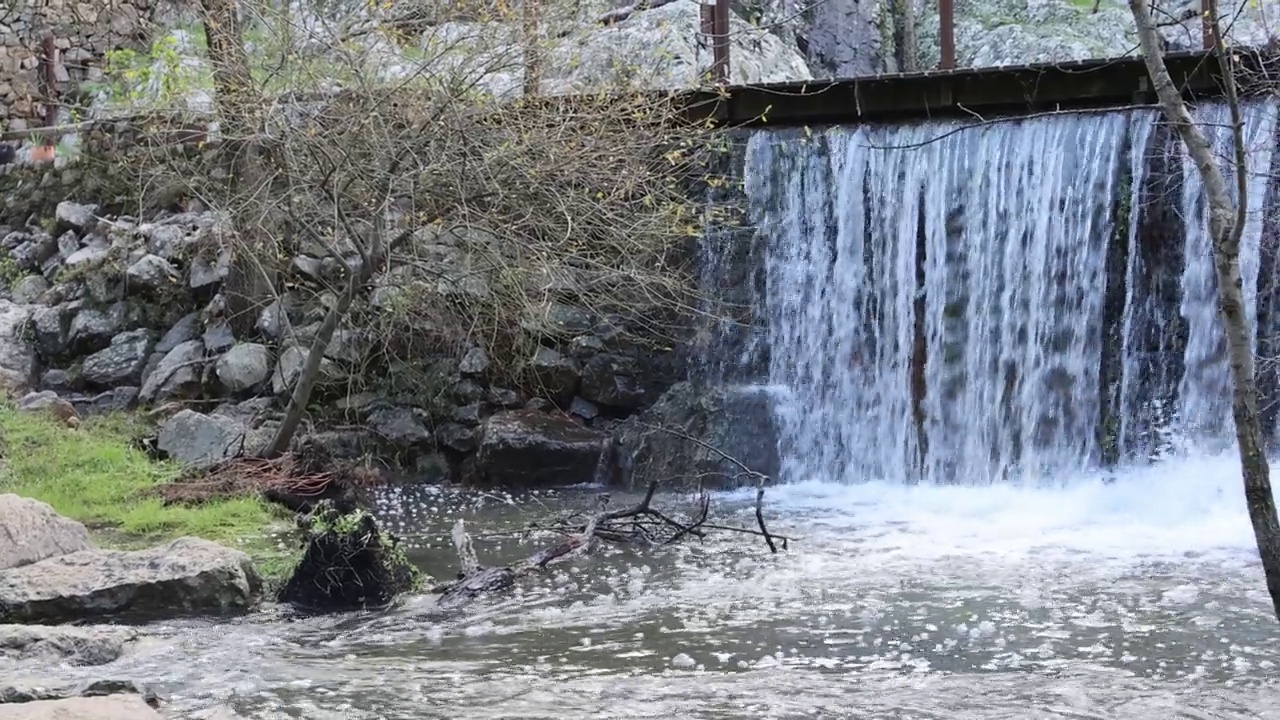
265 222 391 457
1130 0 1280 621
199 0 276 334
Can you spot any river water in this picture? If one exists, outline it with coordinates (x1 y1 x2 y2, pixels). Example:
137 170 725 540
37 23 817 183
10 451 1279 719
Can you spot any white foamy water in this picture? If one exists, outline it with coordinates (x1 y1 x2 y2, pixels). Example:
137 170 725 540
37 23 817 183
761 452 1262 564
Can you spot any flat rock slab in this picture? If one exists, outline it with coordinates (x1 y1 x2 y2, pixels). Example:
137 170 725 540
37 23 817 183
0 495 95 570
0 695 160 720
0 625 135 666
0 537 263 624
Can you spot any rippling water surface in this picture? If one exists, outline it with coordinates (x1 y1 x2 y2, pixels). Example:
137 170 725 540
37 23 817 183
11 453 1280 719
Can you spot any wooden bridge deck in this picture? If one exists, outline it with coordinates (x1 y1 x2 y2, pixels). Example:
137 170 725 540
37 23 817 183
685 49 1277 128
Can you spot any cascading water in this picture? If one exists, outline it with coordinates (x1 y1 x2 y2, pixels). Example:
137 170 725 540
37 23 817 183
1172 101 1279 448
744 101 1280 486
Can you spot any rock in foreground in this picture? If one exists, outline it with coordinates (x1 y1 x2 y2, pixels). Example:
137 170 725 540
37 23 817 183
0 694 161 719
0 624 134 666
0 537 263 624
0 495 95 570
474 410 608 487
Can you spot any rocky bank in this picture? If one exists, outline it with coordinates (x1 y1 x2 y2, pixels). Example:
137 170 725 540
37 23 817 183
0 197 770 491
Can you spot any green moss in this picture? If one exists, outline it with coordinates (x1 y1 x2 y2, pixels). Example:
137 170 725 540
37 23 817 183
0 408 297 581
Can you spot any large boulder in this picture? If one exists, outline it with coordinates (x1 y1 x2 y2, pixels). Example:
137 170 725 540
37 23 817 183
156 410 247 468
0 301 35 397
580 354 645 410
614 381 780 490
0 694 161 719
0 624 135 666
0 495 95 570
0 537 263 623
54 201 98 231
474 410 608 486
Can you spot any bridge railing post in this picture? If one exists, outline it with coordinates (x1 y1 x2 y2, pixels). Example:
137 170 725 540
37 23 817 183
700 0 730 84
939 0 955 69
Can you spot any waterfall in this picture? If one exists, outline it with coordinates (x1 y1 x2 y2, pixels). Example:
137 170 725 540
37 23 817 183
1173 102 1279 449
742 101 1280 486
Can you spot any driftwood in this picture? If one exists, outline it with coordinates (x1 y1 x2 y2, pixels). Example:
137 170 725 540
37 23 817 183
436 477 781 608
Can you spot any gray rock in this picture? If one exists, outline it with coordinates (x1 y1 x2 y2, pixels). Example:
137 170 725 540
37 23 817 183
62 244 108 272
459 346 490 376
156 312 199 353
8 236 56 272
474 410 608 486
0 301 35 395
202 319 236 354
295 430 373 460
79 387 140 416
215 343 271 394
521 301 598 337
17 391 64 414
211 396 274 423
67 307 123 353
614 382 780 490
55 201 98 230
569 397 599 421
0 678 155 705
138 339 205 404
0 536 262 624
569 334 606 358
451 402 483 426
39 369 74 393
487 386 522 408
414 453 451 483
290 255 323 282
30 305 68 359
56 230 79 260
0 694 162 719
256 299 292 342
524 346 580 403
324 328 362 364
525 397 553 412
141 223 194 259
125 254 179 291
436 422 477 453
451 379 486 404
80 330 153 387
368 406 431 447
0 624 134 666
271 346 306 396
189 247 231 289
10 275 49 304
157 410 247 468
580 354 645 409
0 494 95 570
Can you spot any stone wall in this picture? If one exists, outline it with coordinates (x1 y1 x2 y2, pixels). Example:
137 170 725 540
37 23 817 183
0 0 154 132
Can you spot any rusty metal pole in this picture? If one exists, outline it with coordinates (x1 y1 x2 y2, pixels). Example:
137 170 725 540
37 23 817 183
1202 0 1213 50
713 0 730 84
939 0 955 69
522 0 541 97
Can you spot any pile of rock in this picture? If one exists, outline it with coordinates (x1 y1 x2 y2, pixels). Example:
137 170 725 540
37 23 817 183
0 200 701 488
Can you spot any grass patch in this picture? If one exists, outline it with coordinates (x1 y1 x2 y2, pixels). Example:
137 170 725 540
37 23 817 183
0 407 299 581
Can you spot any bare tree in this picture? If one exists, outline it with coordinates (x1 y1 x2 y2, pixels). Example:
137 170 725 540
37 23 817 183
115 1 714 454
1129 0 1280 620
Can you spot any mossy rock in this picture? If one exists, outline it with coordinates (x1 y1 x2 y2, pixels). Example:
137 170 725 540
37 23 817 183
278 501 423 612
